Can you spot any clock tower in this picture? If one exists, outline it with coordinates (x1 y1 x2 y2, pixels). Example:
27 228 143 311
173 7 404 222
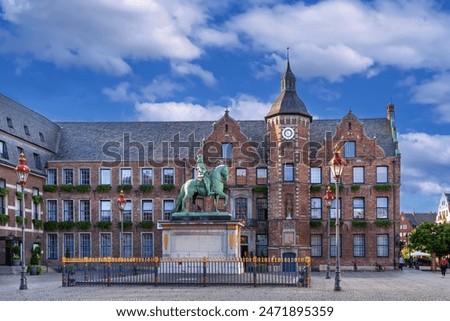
265 57 312 261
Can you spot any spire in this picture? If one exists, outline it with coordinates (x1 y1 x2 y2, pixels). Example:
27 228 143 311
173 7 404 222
265 51 311 120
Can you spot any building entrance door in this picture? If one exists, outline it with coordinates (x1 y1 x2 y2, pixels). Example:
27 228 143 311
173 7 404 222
282 252 296 272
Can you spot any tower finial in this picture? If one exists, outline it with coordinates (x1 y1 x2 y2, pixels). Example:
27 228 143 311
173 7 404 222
286 46 290 61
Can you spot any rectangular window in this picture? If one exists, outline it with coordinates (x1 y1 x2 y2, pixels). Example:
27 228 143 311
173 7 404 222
283 163 294 181
6 117 13 128
353 167 364 183
0 140 8 159
122 200 132 222
376 197 388 219
222 143 232 160
100 200 112 221
63 234 74 258
310 197 322 219
376 166 388 183
47 169 57 185
63 200 74 222
33 153 42 170
344 141 356 158
311 235 323 257
62 168 74 185
79 168 90 185
99 168 111 185
235 197 248 220
377 234 389 257
141 168 153 185
236 168 247 185
353 198 365 219
79 200 91 222
256 198 268 220
0 193 5 216
330 234 342 257
162 168 174 185
100 233 112 257
122 233 132 258
39 132 45 142
330 198 342 219
163 200 174 220
24 125 30 135
47 234 58 260
47 200 58 221
353 235 365 257
142 233 154 258
256 168 268 185
142 200 153 221
80 233 91 257
32 188 39 220
256 234 268 257
310 167 322 184
120 168 132 185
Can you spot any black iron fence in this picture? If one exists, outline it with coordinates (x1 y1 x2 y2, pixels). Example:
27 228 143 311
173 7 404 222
62 256 311 287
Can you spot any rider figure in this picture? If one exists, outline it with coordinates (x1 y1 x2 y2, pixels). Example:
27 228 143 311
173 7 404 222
196 154 213 196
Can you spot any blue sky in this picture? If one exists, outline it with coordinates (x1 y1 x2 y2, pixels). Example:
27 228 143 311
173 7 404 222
1 0 450 213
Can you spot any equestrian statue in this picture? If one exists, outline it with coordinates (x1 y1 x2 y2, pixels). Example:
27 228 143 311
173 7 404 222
173 154 228 213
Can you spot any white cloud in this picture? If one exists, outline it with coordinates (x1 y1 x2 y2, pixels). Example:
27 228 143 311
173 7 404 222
171 61 217 86
226 0 450 80
135 94 269 121
399 132 450 197
0 0 204 75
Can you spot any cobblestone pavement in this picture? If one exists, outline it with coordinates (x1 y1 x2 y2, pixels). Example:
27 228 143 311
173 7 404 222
0 266 448 301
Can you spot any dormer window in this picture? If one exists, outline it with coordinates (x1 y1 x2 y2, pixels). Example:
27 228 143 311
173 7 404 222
6 117 13 128
24 125 30 135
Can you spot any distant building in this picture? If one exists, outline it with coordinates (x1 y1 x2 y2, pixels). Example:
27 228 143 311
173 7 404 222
0 59 401 270
436 193 450 224
400 211 437 247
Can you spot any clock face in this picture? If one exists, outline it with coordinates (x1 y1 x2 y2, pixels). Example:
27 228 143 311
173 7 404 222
282 127 295 140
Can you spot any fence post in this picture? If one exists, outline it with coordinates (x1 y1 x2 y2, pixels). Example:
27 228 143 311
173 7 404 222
106 258 112 286
84 259 88 283
61 257 67 287
252 256 257 287
202 256 207 287
154 257 159 286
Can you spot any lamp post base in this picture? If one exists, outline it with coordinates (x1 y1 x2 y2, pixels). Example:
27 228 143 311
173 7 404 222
325 265 331 279
19 269 28 290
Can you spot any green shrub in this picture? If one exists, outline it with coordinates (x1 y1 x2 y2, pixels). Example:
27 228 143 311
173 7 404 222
310 220 322 229
117 184 132 193
0 214 9 225
43 185 58 193
160 184 175 192
352 220 367 228
32 219 43 229
97 221 112 230
138 221 154 229
76 185 91 193
139 185 154 193
59 185 74 193
97 184 111 193
76 221 91 230
118 221 133 229
375 220 392 228
374 184 392 192
252 185 268 194
58 221 75 230
43 221 59 231
0 187 9 196
351 185 360 192
309 185 322 193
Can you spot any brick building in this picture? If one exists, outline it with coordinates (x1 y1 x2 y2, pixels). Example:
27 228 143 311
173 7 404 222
0 60 401 270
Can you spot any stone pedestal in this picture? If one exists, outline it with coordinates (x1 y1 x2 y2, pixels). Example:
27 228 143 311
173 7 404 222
158 214 244 273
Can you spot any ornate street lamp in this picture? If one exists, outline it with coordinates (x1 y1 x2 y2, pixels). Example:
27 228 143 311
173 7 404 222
15 152 30 290
117 190 126 257
323 186 334 280
328 149 346 291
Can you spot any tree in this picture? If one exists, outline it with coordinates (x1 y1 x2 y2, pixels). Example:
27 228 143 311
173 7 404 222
409 222 450 264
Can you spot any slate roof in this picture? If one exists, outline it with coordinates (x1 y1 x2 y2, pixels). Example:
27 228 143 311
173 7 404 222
404 212 437 228
53 117 396 161
0 94 60 175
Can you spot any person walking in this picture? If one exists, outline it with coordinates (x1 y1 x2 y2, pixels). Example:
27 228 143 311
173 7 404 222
399 257 405 271
440 257 448 277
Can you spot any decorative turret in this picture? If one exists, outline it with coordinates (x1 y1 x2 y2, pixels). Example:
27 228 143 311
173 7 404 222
265 58 311 121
